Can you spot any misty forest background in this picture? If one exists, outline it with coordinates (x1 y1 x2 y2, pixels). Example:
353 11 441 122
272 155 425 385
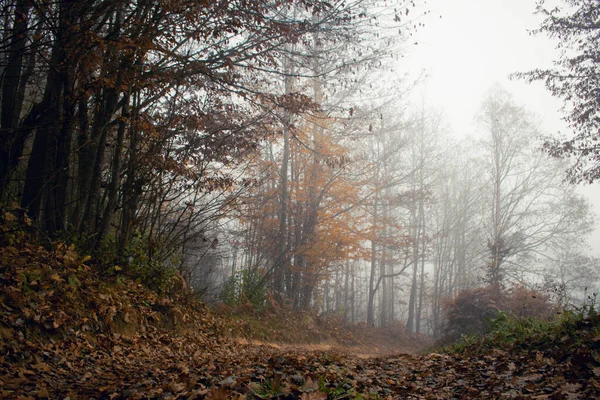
1 0 598 340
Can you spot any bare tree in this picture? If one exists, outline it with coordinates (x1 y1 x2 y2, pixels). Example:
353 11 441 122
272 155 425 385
476 87 593 294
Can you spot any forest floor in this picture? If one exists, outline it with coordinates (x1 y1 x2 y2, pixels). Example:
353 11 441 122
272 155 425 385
2 237 600 399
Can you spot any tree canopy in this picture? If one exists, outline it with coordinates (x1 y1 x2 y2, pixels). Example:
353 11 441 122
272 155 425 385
514 0 600 183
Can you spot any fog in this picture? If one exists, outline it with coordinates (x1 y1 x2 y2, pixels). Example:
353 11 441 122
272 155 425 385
185 0 600 338
405 0 600 256
3 0 599 340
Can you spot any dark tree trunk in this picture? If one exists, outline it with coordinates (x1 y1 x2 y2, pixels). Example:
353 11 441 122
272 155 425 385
21 50 65 225
98 94 129 242
21 0 80 234
118 93 140 256
0 0 32 196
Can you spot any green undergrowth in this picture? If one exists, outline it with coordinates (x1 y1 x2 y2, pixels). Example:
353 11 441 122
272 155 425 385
442 308 600 357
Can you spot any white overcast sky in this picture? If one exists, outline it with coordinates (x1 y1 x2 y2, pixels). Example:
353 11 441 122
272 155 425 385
402 0 600 255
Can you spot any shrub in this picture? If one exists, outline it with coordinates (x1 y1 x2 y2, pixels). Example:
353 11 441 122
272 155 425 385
504 285 555 319
114 230 181 293
220 268 267 311
443 308 600 356
440 284 556 344
442 286 502 343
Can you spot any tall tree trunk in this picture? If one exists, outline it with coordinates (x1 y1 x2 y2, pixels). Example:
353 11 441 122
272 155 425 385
98 94 129 243
379 235 387 326
334 266 341 315
118 92 140 256
343 259 350 322
380 189 391 327
0 0 31 196
416 201 426 334
406 189 420 333
406 236 419 332
21 6 71 228
367 170 379 327
275 56 293 298
415 134 427 331
48 63 77 233
71 95 90 226
351 261 355 324
79 9 125 236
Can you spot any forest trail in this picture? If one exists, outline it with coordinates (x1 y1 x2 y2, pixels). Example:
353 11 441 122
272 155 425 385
2 240 600 399
3 328 598 399
232 337 419 359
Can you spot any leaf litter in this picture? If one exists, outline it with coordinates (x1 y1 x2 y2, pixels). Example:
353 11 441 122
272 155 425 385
2 241 600 398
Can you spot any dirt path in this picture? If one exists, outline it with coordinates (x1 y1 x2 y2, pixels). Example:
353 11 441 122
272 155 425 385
3 330 597 399
233 337 419 359
2 238 598 398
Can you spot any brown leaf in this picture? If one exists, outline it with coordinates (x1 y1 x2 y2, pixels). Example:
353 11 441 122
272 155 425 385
301 376 319 391
559 383 582 400
207 387 230 400
168 381 186 393
36 387 50 398
3 212 18 222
